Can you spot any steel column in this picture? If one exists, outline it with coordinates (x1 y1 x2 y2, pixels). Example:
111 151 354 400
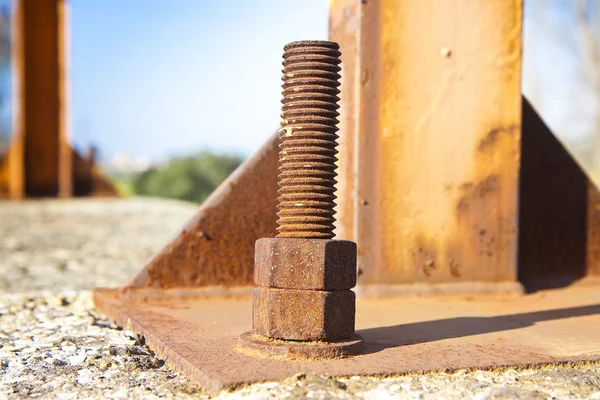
333 0 524 285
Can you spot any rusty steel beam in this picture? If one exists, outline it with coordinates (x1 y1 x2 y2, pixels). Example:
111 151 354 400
336 0 524 287
331 0 600 290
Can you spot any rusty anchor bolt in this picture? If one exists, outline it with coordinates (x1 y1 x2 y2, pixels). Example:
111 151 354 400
240 40 364 359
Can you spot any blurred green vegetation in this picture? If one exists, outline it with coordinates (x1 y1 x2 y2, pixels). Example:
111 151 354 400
109 152 244 203
0 133 8 154
109 172 136 197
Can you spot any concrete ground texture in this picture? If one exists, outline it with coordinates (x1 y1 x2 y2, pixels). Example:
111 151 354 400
1 198 600 399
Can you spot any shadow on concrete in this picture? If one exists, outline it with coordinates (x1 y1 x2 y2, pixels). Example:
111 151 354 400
357 303 600 354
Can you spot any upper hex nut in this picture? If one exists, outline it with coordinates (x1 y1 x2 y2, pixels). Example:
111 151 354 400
254 238 357 290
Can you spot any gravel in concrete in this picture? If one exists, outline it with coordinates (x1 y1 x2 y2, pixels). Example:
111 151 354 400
1 290 205 399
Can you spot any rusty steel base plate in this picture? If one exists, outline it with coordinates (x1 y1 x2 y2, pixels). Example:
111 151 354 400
93 285 600 395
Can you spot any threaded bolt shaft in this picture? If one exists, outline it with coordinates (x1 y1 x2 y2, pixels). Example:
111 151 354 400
276 40 341 239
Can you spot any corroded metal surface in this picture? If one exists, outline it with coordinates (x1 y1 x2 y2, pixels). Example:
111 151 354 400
277 40 341 240
252 287 356 341
254 238 356 290
349 0 523 283
94 286 600 395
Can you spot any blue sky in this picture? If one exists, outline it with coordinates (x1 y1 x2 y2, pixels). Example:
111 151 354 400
59 0 600 170
70 0 328 162
523 0 597 147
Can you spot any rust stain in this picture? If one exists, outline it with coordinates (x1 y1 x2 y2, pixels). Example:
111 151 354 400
412 238 437 278
478 125 519 152
449 258 461 278
444 242 463 280
450 172 503 280
447 116 521 283
477 229 496 258
455 175 499 214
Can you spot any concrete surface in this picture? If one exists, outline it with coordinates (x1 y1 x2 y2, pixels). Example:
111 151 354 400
2 198 600 399
0 198 198 292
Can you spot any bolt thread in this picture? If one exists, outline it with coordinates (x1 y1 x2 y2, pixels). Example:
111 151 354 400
276 40 341 239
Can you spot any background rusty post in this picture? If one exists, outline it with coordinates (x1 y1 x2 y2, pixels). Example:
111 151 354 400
240 40 363 359
0 0 117 199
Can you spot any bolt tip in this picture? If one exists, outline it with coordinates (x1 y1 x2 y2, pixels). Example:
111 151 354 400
284 40 340 51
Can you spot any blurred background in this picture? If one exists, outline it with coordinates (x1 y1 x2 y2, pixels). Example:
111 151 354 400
0 0 598 203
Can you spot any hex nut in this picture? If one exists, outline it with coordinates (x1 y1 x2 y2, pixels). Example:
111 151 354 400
252 287 356 341
254 238 357 290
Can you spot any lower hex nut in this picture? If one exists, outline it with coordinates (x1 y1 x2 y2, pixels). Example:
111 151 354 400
252 287 356 341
